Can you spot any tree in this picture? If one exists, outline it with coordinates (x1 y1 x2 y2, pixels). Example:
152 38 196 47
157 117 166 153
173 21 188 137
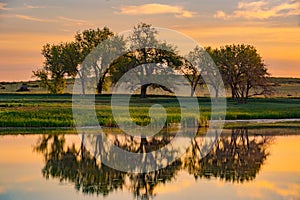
75 27 115 94
33 43 79 94
178 52 203 97
110 23 182 98
204 46 227 98
213 44 272 103
34 27 115 94
178 46 225 98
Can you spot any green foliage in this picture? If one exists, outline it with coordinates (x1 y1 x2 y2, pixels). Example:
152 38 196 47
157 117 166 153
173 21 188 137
33 42 79 94
0 94 300 128
110 23 183 98
181 46 223 97
32 23 273 101
75 27 114 58
33 27 116 94
74 27 116 94
207 44 272 103
33 69 66 94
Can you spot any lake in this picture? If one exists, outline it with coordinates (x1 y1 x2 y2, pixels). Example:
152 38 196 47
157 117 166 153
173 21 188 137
0 128 300 200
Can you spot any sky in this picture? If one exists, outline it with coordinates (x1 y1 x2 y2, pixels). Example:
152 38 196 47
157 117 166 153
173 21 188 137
0 0 299 81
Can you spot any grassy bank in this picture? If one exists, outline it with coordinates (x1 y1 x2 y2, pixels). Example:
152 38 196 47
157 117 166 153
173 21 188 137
0 94 300 128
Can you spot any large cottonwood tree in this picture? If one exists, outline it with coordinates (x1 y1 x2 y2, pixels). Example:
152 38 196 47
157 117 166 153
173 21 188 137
33 27 116 94
33 42 80 94
110 23 182 98
212 44 272 103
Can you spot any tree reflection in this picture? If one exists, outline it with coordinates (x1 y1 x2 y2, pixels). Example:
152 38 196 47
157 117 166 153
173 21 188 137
183 128 273 183
34 134 126 196
34 128 273 199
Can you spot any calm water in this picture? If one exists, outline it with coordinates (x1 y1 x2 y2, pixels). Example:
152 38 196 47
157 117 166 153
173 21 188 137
1 128 300 200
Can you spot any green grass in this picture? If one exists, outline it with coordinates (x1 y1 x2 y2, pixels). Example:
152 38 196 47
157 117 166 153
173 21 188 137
0 94 300 128
224 98 300 119
224 121 300 129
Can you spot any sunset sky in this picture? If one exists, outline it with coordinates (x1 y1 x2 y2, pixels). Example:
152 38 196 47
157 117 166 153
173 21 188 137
0 0 299 81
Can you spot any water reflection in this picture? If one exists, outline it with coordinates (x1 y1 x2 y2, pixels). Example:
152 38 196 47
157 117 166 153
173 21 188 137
34 128 273 199
184 128 272 183
35 134 125 196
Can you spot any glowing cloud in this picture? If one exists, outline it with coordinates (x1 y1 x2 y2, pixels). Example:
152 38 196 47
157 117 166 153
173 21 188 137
214 11 227 19
58 16 88 26
15 14 55 23
14 15 93 27
0 3 11 10
117 3 196 18
58 16 95 28
24 4 47 9
214 0 300 20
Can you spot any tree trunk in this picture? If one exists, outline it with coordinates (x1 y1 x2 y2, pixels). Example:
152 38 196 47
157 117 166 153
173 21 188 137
231 85 235 99
97 69 109 94
190 75 201 97
81 133 85 161
246 82 251 100
215 88 219 98
97 80 103 94
77 70 85 95
140 84 148 98
80 77 85 95
190 88 195 97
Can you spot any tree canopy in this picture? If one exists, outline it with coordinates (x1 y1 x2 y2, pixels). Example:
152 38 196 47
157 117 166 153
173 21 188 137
109 23 183 98
33 27 115 94
34 23 272 102
207 44 272 102
33 42 79 94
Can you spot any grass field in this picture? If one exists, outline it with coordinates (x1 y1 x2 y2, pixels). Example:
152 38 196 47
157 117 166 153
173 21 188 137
1 77 299 128
1 77 300 97
0 93 300 128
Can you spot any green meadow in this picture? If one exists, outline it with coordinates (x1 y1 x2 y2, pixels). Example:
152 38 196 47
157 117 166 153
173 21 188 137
0 93 300 129
0 77 299 129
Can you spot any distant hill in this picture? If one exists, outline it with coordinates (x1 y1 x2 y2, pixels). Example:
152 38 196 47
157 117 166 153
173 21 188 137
268 77 300 85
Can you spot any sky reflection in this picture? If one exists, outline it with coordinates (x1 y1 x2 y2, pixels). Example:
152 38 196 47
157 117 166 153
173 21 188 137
0 131 300 199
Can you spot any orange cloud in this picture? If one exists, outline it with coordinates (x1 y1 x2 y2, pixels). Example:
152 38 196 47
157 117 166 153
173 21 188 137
117 3 196 18
0 2 11 10
214 0 300 20
214 11 227 19
15 14 55 23
14 15 94 29
24 4 47 9
58 16 95 27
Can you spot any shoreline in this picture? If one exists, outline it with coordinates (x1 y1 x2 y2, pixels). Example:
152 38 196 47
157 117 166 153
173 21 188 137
0 118 300 132
224 118 300 123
